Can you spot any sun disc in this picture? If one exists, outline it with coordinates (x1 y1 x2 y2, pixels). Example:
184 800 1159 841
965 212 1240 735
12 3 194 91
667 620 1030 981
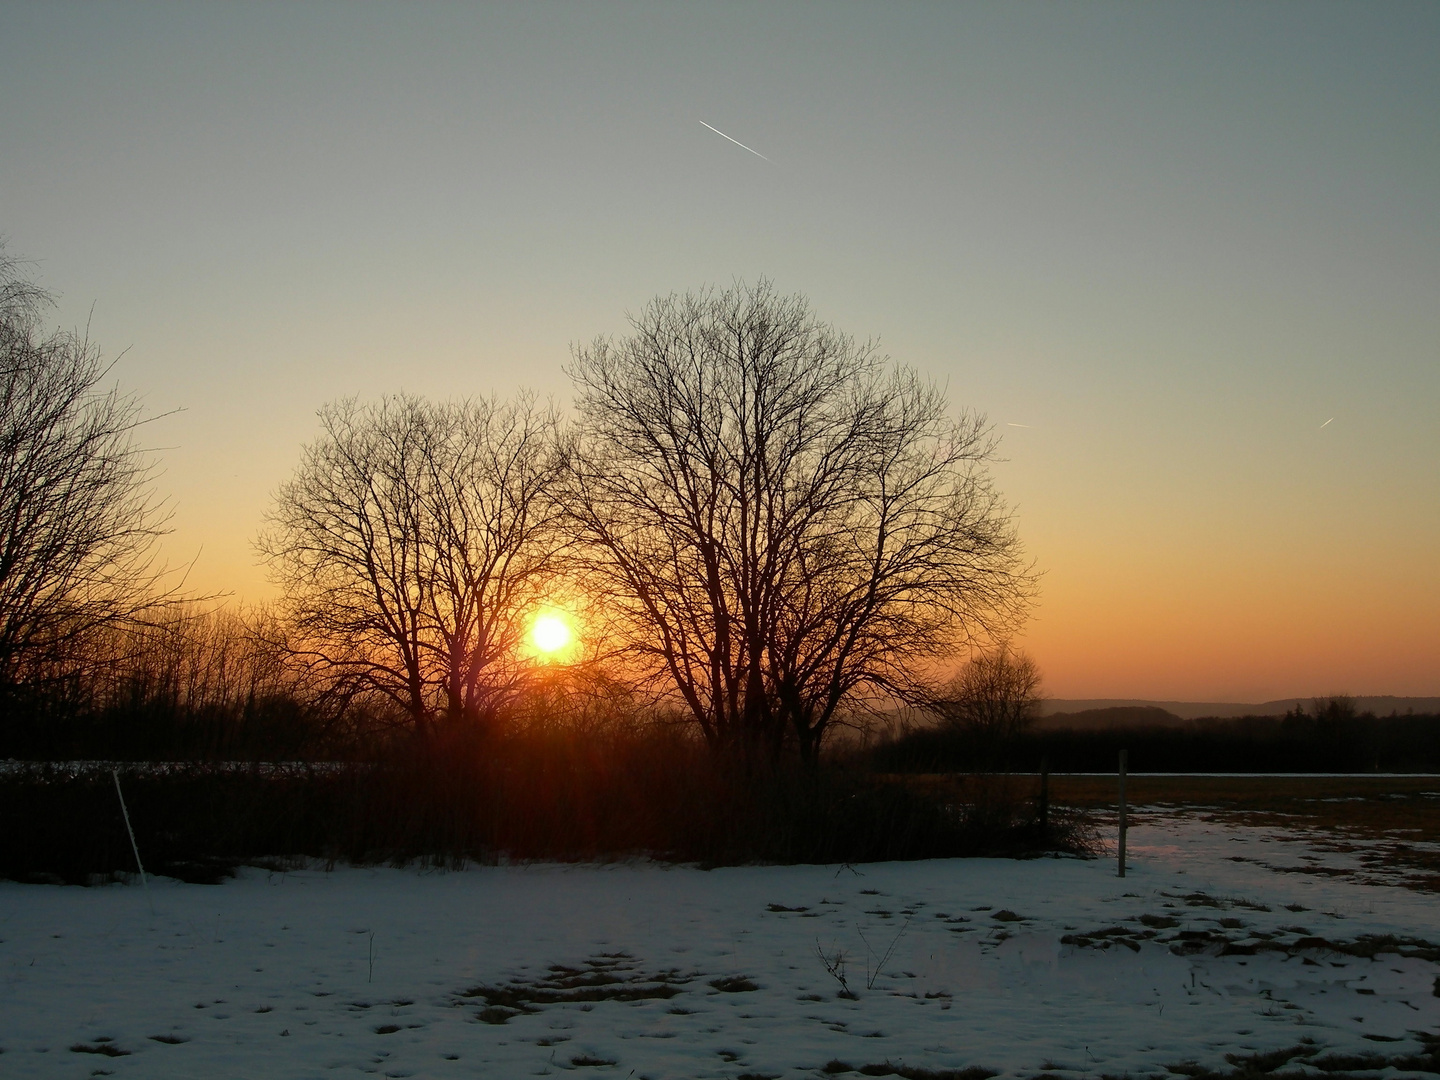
531 613 572 653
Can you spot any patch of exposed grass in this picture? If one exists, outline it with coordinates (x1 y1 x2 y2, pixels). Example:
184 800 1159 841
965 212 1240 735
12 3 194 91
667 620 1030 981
459 952 692 1018
1167 1033 1440 1078
1061 920 1440 963
709 975 759 993
69 1043 129 1057
819 1061 997 1080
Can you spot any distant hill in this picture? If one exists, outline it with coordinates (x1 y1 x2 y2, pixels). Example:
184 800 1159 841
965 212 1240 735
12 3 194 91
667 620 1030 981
1038 696 1440 721
1033 706 1186 732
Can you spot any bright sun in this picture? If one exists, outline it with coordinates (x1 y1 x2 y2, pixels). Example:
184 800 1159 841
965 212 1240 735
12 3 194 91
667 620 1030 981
530 612 573 654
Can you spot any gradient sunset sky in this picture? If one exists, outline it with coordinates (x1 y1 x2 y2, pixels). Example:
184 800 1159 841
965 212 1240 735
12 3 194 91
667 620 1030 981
3 2 1436 702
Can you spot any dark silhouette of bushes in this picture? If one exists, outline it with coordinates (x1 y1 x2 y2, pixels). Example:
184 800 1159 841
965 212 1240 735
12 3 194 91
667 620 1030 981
871 709 1440 774
0 685 342 763
0 730 1093 883
0 603 375 762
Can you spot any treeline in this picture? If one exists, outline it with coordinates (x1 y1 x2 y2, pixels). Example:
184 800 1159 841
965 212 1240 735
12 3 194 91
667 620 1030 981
4 740 1095 884
3 264 1033 770
872 703 1440 774
0 603 655 761
2 601 1102 878
1 257 1105 874
2 606 349 761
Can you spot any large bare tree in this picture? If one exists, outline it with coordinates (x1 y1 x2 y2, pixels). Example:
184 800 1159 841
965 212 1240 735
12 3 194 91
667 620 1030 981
566 281 1034 762
258 393 566 735
0 251 170 696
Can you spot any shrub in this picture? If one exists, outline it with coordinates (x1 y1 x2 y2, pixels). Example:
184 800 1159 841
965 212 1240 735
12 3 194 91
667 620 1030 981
0 730 1094 882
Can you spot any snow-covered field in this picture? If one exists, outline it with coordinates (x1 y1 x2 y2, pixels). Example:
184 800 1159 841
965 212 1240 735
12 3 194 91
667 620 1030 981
3 813 1438 1079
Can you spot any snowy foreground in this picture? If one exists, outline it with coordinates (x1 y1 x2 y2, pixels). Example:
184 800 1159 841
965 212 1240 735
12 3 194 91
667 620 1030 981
3 815 1439 1079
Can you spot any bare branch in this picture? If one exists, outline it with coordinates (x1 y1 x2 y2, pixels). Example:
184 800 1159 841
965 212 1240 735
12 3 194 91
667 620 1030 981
257 393 567 734
0 249 174 695
566 281 1036 762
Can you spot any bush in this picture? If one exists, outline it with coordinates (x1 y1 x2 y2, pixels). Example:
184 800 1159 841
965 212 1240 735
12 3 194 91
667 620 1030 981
0 731 1094 883
871 712 1440 774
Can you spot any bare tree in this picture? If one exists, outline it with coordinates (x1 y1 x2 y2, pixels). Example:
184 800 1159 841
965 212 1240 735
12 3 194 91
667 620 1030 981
566 281 1034 763
0 250 171 697
92 603 302 718
932 646 1043 769
77 602 332 759
258 393 566 735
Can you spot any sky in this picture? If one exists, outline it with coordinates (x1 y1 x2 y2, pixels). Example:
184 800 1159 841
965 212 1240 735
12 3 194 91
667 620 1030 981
2 1 1436 702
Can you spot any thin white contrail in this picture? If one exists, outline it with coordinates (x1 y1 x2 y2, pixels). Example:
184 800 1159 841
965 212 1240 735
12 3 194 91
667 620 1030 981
698 120 770 161
1320 417 1334 428
1006 422 1032 428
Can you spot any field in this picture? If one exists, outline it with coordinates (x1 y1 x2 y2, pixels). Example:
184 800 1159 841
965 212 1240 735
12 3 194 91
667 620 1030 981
900 772 1440 895
3 774 1440 1078
1068 773 1440 896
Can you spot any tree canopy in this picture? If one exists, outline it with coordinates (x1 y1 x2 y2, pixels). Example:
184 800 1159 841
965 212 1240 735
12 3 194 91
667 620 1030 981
566 281 1034 761
258 393 567 733
0 251 169 697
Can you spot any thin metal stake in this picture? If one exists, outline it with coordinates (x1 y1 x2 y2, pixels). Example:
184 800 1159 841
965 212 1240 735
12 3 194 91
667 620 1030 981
1117 749 1128 878
1038 757 1050 836
112 768 154 913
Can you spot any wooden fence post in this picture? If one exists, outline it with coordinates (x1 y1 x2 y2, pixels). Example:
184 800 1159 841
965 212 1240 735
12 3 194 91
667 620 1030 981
1117 749 1128 878
1038 757 1049 836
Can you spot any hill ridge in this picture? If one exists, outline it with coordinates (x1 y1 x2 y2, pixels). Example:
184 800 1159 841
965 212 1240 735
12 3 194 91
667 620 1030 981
1039 696 1440 720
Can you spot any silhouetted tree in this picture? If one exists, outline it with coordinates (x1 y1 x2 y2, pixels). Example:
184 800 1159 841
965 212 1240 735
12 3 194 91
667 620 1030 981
566 281 1033 763
931 646 1043 770
258 393 566 735
79 603 331 760
0 249 171 703
1311 695 1357 723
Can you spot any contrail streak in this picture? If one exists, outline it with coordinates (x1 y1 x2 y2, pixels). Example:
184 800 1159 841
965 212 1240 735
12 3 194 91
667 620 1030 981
1006 422 1032 428
698 121 769 161
1320 417 1334 428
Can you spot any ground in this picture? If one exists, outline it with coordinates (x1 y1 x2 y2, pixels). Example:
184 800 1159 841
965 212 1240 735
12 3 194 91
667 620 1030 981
3 778 1439 1079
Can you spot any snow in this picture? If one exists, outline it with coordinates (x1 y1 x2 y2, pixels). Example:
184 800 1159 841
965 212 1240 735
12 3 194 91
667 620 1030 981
2 813 1438 1079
